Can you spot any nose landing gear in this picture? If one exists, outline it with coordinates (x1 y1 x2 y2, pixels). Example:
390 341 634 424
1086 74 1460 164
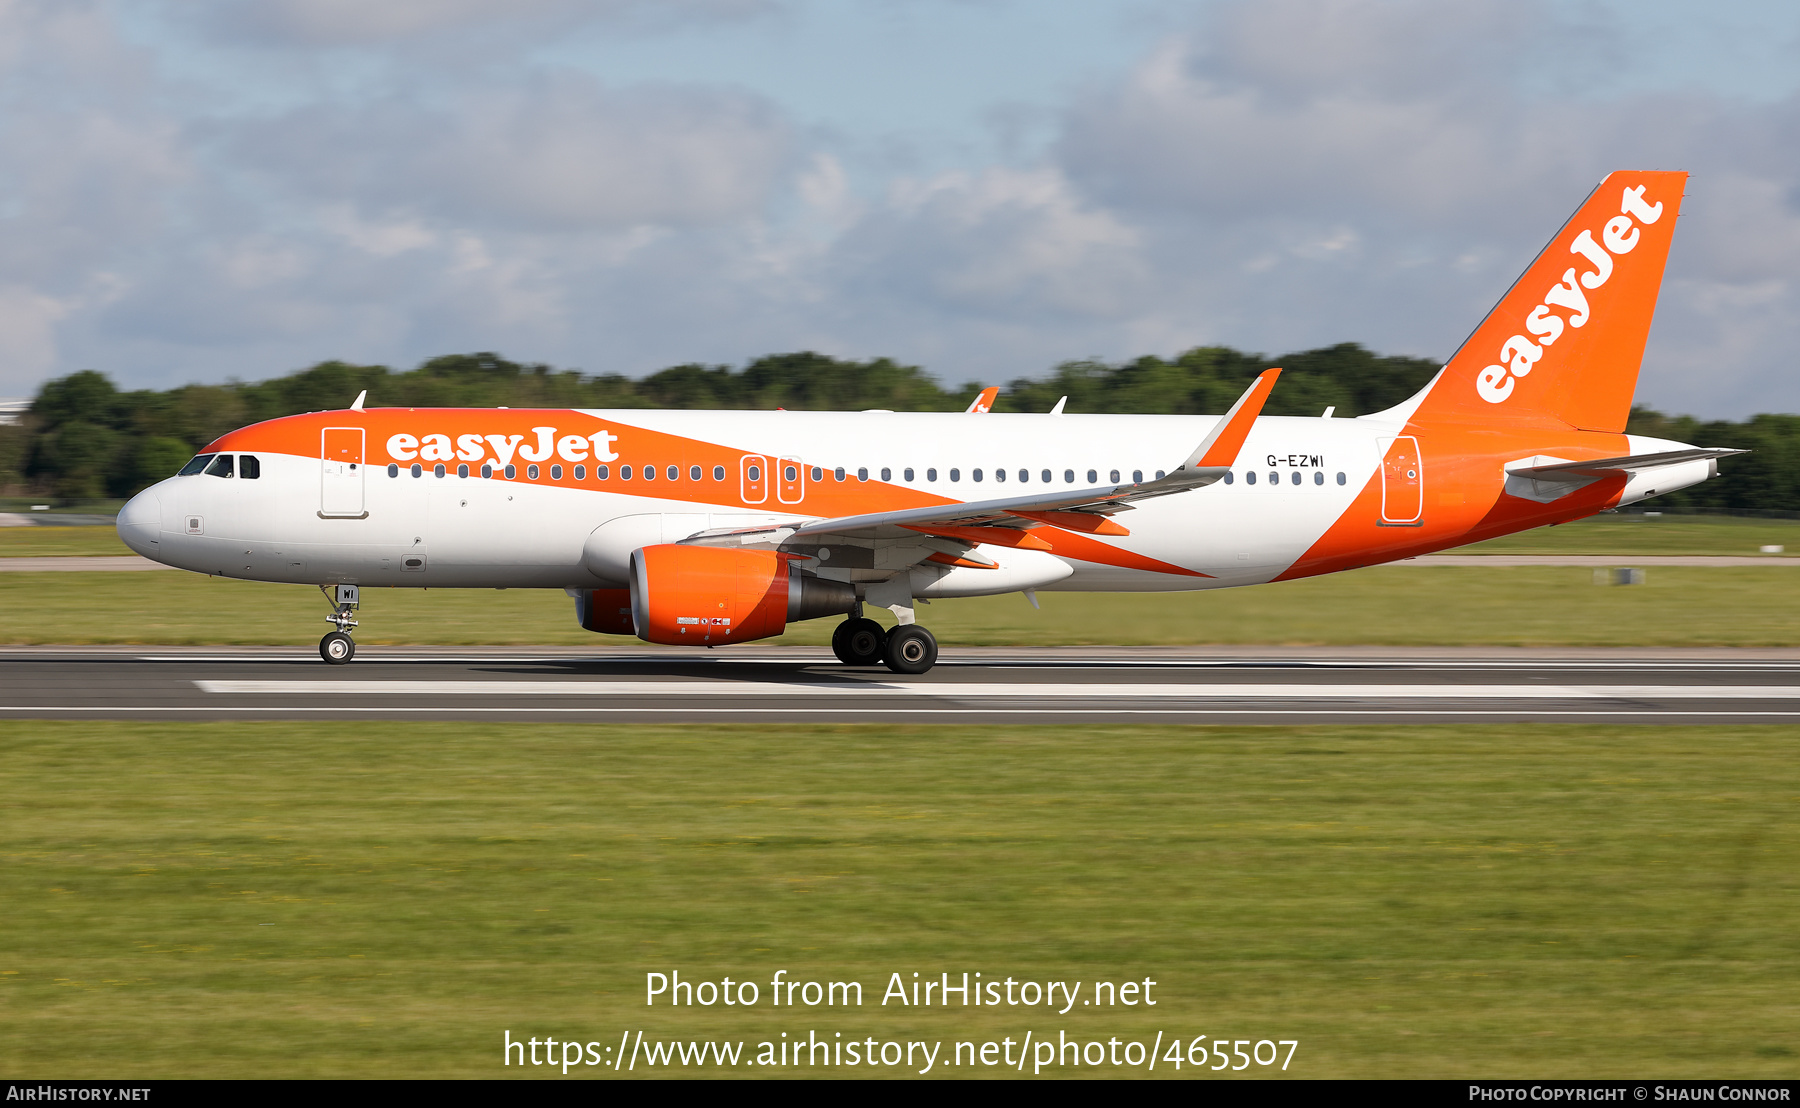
319 583 360 665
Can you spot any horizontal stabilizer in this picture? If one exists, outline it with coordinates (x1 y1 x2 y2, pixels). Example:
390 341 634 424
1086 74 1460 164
1505 448 1744 481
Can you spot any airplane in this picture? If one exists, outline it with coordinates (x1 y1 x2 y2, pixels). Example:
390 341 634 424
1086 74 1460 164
116 169 1739 672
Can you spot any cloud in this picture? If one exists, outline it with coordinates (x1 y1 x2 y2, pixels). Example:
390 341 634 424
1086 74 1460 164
5 0 1800 420
1045 0 1800 416
227 76 797 231
831 167 1146 320
184 0 781 48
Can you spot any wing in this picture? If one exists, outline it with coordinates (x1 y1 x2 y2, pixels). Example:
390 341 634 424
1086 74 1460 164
683 369 1282 548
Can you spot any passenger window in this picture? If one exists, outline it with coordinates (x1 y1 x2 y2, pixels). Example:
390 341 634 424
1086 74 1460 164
481 464 493 479
1313 471 1323 485
691 465 702 481
950 468 961 482
858 467 868 481
1268 471 1278 486
668 466 679 481
1109 469 1120 483
643 465 655 481
205 454 234 478
435 463 447 478
1020 469 1030 483
835 467 846 482
179 454 214 476
994 468 1005 482
1223 471 1234 485
1132 469 1142 483
784 464 797 482
459 463 470 478
1064 470 1074 483
926 468 937 482
573 465 584 480
411 463 423 478
972 469 983 482
527 464 539 480
811 466 823 482
713 465 725 481
1155 470 1165 479
1337 472 1346 485
598 465 610 480
621 465 632 480
1290 471 1300 485
1086 469 1097 484
239 455 261 479
550 464 562 480
504 464 516 479
1246 471 1256 485
387 463 399 478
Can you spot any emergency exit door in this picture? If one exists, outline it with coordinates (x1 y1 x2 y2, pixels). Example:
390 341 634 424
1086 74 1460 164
1378 436 1422 526
321 427 366 518
740 454 768 504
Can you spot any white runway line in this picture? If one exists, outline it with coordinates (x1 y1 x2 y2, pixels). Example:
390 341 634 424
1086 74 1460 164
192 680 1800 699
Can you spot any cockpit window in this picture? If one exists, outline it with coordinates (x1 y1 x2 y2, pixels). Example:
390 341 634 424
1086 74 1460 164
178 454 215 476
205 454 235 478
239 455 260 480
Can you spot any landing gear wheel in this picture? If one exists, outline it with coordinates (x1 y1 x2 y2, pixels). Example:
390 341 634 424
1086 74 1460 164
882 625 937 675
320 631 356 665
832 618 887 666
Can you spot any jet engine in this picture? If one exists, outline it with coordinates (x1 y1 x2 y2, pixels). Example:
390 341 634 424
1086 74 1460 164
628 544 856 646
573 587 635 635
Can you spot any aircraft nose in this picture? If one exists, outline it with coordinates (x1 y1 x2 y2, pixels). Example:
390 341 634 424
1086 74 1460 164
116 489 162 558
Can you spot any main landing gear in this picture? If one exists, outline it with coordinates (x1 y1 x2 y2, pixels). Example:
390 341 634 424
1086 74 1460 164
832 614 938 675
319 583 359 665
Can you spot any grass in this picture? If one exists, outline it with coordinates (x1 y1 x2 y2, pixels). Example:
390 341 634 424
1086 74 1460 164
0 527 134 557
1459 513 1800 556
5 564 1800 646
1 721 1794 1078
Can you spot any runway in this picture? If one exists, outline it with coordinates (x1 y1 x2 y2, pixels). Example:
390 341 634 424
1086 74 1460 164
3 646 1800 723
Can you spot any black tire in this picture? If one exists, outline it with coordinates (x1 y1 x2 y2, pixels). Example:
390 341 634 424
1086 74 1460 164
882 624 937 675
320 631 356 665
831 618 887 665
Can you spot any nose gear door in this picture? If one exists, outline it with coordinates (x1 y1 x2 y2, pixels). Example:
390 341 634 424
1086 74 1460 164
1378 435 1423 526
321 427 367 518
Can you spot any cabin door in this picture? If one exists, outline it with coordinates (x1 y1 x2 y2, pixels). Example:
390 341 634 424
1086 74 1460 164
321 427 366 518
1378 435 1422 526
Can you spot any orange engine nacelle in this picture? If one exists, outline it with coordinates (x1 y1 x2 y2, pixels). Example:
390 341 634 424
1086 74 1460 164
628 544 855 646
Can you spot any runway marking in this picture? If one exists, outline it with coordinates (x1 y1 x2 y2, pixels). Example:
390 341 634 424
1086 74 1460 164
193 680 1800 699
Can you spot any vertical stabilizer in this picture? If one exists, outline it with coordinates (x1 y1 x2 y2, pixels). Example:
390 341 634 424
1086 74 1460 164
1412 170 1687 433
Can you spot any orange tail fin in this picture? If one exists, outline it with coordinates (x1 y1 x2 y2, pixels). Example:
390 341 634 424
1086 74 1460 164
1412 170 1687 433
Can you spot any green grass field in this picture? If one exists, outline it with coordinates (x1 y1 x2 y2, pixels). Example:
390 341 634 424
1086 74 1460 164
2 721 1794 1078
4 563 1800 646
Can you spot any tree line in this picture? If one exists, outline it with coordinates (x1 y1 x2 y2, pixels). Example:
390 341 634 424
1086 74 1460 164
0 344 1792 513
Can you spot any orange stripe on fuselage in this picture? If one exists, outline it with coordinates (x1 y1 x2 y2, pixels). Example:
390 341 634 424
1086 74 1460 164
1278 419 1630 580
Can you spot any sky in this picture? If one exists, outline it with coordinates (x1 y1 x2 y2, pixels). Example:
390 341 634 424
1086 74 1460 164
3 0 1800 417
